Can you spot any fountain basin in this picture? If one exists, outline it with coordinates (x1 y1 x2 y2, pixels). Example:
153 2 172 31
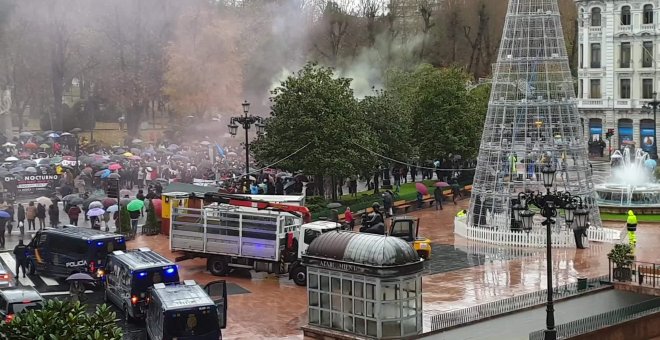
596 183 660 214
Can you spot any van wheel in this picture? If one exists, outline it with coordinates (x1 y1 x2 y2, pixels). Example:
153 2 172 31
208 257 230 276
291 266 307 286
27 261 35 275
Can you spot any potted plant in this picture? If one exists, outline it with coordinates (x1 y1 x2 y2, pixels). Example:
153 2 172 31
607 243 635 281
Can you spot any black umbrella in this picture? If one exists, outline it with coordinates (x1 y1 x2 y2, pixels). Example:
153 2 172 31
294 174 309 182
66 272 96 283
59 185 74 197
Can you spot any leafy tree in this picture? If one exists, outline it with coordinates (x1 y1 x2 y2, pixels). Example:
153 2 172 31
386 64 487 161
251 62 378 198
143 199 159 235
0 299 122 340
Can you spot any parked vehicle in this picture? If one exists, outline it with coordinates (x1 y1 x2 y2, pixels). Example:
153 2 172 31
146 280 227 340
0 262 10 288
25 226 126 279
388 216 432 259
103 248 179 321
170 201 340 286
0 287 44 322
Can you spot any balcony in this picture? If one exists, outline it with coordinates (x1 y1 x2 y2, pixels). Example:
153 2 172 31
617 25 633 33
641 23 655 31
589 27 602 34
578 99 605 108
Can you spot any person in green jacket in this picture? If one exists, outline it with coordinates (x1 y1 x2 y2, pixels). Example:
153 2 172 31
626 210 637 249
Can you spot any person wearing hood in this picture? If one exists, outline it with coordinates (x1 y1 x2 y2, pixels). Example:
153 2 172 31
626 210 637 249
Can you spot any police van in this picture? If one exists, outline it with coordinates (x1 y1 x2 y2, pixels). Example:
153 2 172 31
103 248 180 321
146 280 227 340
26 226 126 279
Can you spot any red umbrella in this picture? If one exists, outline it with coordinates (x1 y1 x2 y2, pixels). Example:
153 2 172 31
24 142 38 149
435 182 449 187
151 199 162 217
415 182 429 195
102 198 117 208
108 163 122 170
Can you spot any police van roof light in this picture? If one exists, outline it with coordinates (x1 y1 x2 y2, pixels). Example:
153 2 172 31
137 272 147 278
165 267 176 275
112 250 124 255
154 283 166 289
138 247 151 252
183 280 196 286
96 241 104 247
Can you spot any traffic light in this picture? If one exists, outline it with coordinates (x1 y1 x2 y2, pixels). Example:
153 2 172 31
107 179 120 198
605 128 615 139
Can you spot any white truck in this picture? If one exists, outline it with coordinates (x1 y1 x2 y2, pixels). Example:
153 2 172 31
170 203 340 286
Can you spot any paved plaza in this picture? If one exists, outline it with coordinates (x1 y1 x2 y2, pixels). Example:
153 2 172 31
119 200 660 339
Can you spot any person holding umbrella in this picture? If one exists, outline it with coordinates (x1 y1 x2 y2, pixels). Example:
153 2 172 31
17 203 25 236
433 184 444 211
36 203 46 229
26 201 36 231
48 204 59 227
67 205 81 226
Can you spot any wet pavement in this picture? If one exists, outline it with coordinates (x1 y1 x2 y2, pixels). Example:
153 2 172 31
124 199 660 339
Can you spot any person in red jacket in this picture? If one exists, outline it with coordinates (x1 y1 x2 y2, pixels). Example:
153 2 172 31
67 205 81 226
344 207 354 230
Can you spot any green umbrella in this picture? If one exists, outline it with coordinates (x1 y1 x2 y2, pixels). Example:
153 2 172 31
50 156 63 165
127 199 145 212
39 143 50 149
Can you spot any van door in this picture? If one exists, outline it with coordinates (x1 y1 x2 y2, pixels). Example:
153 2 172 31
203 280 227 329
28 232 49 274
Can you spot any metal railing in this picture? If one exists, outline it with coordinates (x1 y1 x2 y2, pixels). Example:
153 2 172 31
429 275 610 331
529 298 660 340
609 259 660 287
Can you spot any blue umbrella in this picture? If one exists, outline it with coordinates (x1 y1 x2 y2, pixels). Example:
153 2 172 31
101 170 111 179
0 211 9 218
645 159 657 169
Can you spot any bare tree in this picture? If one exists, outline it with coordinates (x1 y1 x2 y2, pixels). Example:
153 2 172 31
417 0 436 60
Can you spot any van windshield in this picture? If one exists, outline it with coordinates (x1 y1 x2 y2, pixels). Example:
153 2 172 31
132 268 179 295
89 238 127 264
8 301 42 314
164 308 218 338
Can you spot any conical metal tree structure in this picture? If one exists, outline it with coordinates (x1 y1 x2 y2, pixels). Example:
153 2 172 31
468 0 601 230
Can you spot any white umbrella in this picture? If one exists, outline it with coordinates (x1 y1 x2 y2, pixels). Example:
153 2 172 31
47 133 60 138
106 205 119 213
200 141 211 146
36 196 53 207
132 138 143 144
4 157 18 162
2 142 15 147
88 201 104 210
60 132 72 136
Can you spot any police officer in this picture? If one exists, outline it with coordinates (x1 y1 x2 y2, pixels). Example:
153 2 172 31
12 239 27 279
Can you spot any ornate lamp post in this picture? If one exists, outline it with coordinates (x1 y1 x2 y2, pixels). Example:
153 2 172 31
641 91 660 159
227 101 266 180
511 166 590 340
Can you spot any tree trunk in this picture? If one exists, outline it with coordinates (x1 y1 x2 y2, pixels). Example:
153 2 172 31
372 172 379 194
315 175 324 197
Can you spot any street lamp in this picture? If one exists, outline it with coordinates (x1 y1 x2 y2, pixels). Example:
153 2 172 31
227 100 266 182
641 91 660 159
70 128 82 174
512 166 590 340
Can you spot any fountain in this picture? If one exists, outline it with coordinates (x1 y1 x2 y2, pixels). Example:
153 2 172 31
595 147 660 212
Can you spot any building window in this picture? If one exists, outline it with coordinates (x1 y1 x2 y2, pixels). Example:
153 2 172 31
643 79 654 99
644 5 654 24
591 7 602 26
620 42 631 68
591 79 601 98
590 43 601 68
643 41 654 67
620 79 631 99
579 79 584 98
621 6 631 25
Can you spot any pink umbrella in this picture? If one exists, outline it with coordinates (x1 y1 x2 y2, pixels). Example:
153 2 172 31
108 163 122 171
415 182 429 195
435 182 449 187
129 155 142 161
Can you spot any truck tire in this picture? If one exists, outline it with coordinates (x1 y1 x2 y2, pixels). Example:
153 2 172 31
290 265 307 286
208 256 231 276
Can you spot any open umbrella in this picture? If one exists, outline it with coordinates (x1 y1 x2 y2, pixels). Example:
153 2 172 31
127 199 145 212
9 167 24 173
66 272 96 283
47 132 60 138
106 204 119 213
24 142 38 149
167 144 179 151
19 131 33 138
39 143 50 149
88 201 104 210
115 148 126 154
171 155 189 161
63 194 84 205
119 189 132 198
4 156 18 162
87 207 105 217
294 174 309 182
36 196 53 207
123 152 133 157
435 182 450 187
283 181 296 190
0 211 9 219
130 148 140 154
132 138 143 144
327 202 342 209
227 151 237 156
129 155 142 161
120 198 132 206
102 198 116 208
24 167 37 174
200 141 211 146
95 169 111 177
60 132 72 136
108 163 122 171
415 182 429 195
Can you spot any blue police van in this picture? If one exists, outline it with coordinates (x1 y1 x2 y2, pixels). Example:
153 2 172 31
26 226 126 279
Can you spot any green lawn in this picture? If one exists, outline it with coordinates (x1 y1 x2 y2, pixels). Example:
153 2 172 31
600 213 660 222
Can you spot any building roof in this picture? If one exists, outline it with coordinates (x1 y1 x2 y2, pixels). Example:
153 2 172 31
43 226 123 241
305 231 420 267
109 248 174 270
153 282 215 311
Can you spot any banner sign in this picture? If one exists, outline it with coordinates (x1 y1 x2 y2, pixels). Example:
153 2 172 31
3 174 59 193
193 178 216 187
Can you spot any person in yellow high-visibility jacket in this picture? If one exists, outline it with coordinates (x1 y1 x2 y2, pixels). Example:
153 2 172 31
456 209 467 217
626 210 637 251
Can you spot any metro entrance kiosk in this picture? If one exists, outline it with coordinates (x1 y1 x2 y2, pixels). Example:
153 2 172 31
302 232 424 339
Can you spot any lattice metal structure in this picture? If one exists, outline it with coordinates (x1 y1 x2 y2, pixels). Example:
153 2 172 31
468 0 602 229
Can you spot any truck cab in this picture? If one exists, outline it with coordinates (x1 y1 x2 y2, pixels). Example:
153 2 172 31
288 221 342 286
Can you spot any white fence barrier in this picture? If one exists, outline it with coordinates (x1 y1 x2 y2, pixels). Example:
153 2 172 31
454 217 621 248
